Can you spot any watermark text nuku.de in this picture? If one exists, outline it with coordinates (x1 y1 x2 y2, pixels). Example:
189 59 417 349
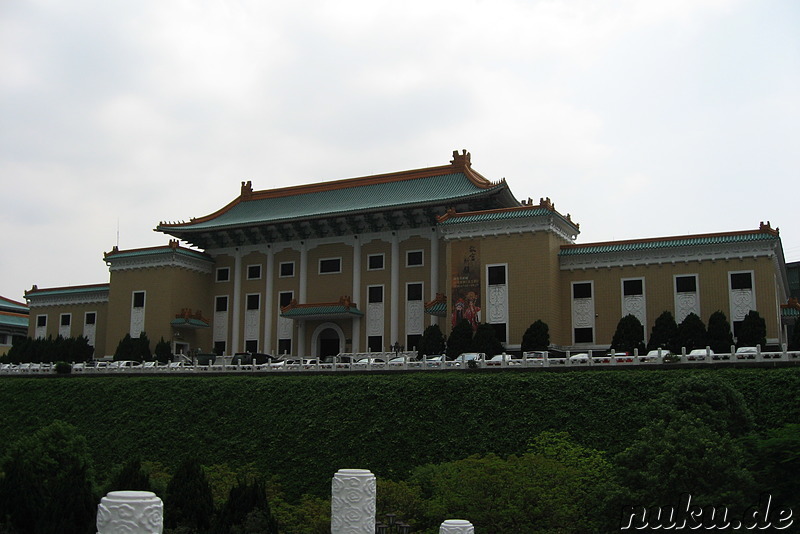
620 493 793 530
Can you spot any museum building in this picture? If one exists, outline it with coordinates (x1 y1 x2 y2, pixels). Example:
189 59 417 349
25 150 791 359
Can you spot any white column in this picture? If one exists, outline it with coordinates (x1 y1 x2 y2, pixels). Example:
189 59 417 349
430 227 440 326
390 233 400 348
331 469 376 533
263 246 274 354
298 243 308 356
352 237 361 353
231 249 242 354
440 519 475 533
96 491 163 534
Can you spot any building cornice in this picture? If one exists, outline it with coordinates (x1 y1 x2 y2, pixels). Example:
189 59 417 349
26 285 110 308
104 240 214 274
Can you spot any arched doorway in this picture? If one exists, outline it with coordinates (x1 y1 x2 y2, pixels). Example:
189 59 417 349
312 322 345 360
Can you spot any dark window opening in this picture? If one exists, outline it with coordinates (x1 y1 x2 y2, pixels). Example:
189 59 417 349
319 258 341 274
247 265 261 279
278 339 292 356
623 279 643 296
60 314 71 326
407 283 423 301
730 272 753 290
407 250 423 266
368 254 384 270
280 262 294 277
216 296 228 312
676 276 697 293
132 292 145 308
574 327 593 343
85 313 96 325
367 336 383 352
216 268 230 282
488 266 506 285
573 283 592 299
368 286 383 304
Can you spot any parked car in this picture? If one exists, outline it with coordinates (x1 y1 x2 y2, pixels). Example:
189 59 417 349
486 353 520 366
452 353 486 366
423 355 445 367
568 353 589 364
522 351 548 365
687 348 714 361
353 357 385 367
735 346 758 359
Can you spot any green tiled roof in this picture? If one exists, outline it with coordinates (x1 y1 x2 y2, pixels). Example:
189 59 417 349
560 232 778 256
281 305 364 319
438 206 577 228
0 297 28 314
424 301 447 317
170 317 210 328
107 247 211 262
26 284 110 298
163 173 507 232
0 312 28 328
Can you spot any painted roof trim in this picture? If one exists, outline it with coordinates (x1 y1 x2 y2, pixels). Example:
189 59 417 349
559 224 780 256
280 296 364 319
0 296 29 313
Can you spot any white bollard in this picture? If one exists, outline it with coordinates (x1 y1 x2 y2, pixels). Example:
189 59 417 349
331 469 376 533
96 490 163 534
440 519 475 533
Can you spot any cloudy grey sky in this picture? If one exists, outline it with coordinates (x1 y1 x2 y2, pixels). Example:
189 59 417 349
2 0 798 302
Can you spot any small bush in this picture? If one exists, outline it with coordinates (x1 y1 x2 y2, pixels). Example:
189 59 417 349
54 362 72 374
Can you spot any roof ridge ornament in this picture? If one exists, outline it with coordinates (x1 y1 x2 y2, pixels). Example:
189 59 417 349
241 180 253 200
450 149 471 169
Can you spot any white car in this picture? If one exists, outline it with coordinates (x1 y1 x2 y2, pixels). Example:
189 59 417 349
687 348 714 361
486 354 520 366
735 346 758 359
568 353 589 364
641 350 670 362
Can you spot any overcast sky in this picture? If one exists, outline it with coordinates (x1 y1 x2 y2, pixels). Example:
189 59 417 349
2 0 798 302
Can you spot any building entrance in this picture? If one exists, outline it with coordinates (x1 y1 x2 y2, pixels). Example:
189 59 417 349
318 328 340 359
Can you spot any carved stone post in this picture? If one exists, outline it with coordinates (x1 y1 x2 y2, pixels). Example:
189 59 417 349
96 490 163 534
440 519 475 533
331 468 376 533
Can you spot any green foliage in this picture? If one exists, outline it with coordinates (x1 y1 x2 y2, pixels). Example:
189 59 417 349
472 323 504 357
445 319 474 359
7 336 93 364
418 324 446 357
520 320 549 352
165 458 215 533
0 420 97 534
155 337 173 364
610 314 646 354
706 310 735 353
55 361 72 374
743 423 800 508
270 493 330 534
105 458 153 494
676 312 706 352
213 479 278 534
647 311 678 352
114 332 152 362
408 448 617 533
737 310 767 348
615 412 755 509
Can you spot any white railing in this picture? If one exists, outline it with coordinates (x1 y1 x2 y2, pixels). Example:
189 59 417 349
3 345 799 375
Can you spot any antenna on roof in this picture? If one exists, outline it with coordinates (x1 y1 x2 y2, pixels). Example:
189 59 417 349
116 218 120 248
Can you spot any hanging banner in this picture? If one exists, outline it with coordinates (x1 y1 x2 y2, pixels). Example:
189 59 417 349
451 241 481 331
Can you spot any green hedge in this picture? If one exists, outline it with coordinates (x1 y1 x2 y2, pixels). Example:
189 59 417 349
1 368 798 498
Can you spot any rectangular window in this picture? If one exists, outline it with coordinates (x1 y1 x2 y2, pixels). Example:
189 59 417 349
367 335 383 352
676 275 697 293
368 253 385 270
278 339 292 355
279 291 293 308
488 265 506 285
573 282 592 299
216 267 230 282
406 334 422 352
319 257 342 274
246 294 260 311
215 296 229 312
368 286 384 304
406 250 423 267
213 341 226 355
492 323 508 343
279 262 295 277
574 327 594 343
245 340 258 352
247 264 262 280
623 279 643 296
37 315 47 327
85 312 96 325
132 291 145 308
730 272 753 290
60 314 71 326
407 283 423 301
